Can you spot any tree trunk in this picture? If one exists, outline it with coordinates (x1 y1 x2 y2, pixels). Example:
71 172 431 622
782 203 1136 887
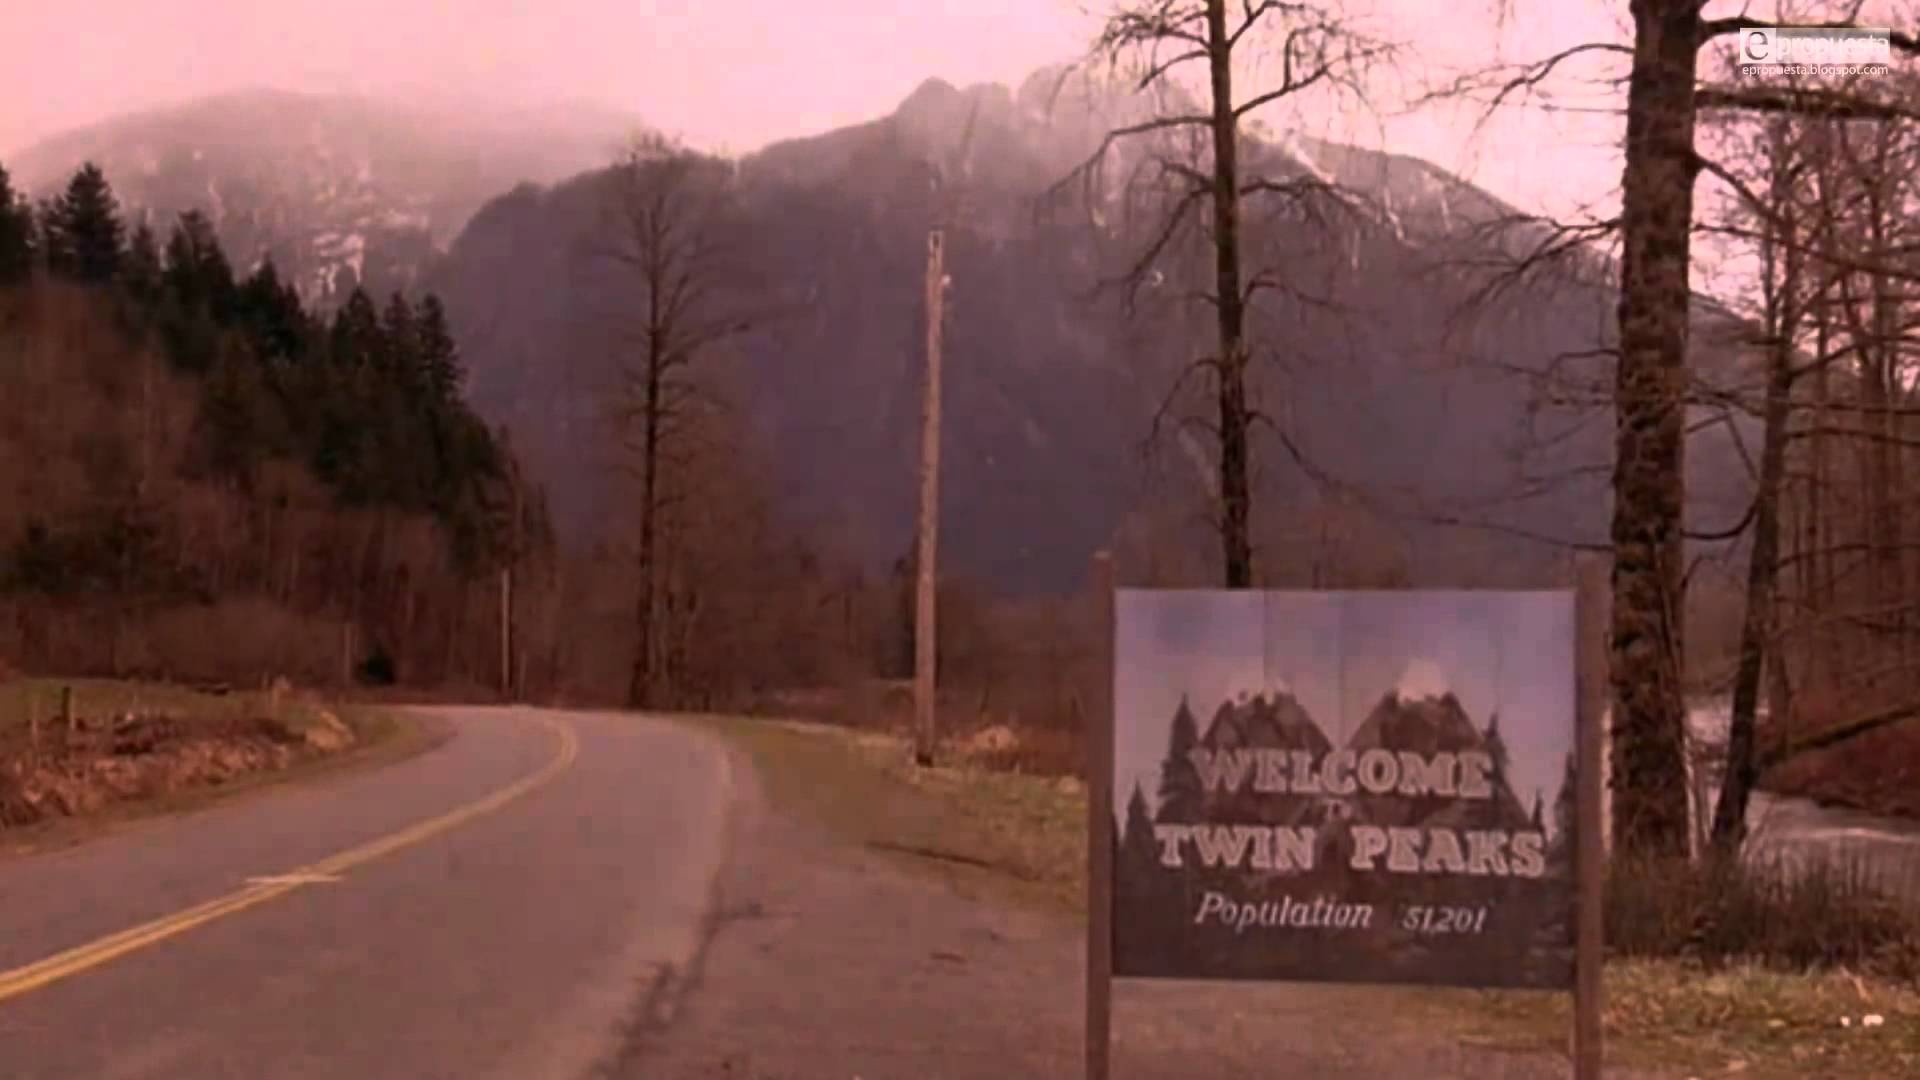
1712 172 1798 850
1810 299 1836 691
1206 0 1254 589
1865 139 1903 658
1608 0 1698 856
627 345 663 709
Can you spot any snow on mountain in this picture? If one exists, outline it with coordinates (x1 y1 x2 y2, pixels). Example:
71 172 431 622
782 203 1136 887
428 65 1761 592
1395 658 1451 701
10 89 640 308
1274 129 1334 185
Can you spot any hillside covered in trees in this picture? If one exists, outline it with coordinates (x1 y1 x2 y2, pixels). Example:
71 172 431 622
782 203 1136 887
0 157 900 711
0 158 551 691
6 90 637 308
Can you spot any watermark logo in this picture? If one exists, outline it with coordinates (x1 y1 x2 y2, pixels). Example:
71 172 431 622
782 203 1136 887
1740 26 1892 77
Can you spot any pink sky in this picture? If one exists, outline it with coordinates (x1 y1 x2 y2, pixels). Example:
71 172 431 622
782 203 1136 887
2 0 1671 221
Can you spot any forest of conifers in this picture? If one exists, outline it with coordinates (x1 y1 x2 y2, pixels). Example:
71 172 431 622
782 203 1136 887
0 159 559 690
0 159 1043 718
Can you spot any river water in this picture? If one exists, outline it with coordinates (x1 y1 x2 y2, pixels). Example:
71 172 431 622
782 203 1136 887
1655 704 1920 900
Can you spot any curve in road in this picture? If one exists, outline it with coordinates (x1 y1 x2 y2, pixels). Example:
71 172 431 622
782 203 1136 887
0 707 737 1080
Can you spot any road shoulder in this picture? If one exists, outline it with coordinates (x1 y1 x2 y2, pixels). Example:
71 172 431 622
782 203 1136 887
624 721 1655 1079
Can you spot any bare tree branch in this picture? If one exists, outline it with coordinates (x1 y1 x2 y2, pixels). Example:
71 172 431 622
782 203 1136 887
1698 84 1920 122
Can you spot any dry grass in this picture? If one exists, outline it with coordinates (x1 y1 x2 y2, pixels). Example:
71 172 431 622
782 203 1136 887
0 677 332 740
0 676 433 849
1413 960 1920 1079
698 714 1920 1077
682 714 1086 914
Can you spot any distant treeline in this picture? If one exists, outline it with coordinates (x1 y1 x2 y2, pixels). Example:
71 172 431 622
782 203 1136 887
0 156 1105 719
0 159 551 689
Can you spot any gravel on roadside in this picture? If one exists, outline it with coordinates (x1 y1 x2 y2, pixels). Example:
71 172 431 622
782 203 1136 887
611 759 1676 1080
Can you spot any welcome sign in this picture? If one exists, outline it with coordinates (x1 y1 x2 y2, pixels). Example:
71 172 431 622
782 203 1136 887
1109 589 1578 990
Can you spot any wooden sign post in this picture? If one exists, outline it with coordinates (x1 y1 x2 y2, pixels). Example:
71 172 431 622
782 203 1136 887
1573 552 1608 1079
1086 552 1114 1080
1086 556 1606 1078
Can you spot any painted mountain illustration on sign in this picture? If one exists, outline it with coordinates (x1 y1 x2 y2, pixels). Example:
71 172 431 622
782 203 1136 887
1146 667 1538 838
1345 661 1535 834
1115 665 1574 988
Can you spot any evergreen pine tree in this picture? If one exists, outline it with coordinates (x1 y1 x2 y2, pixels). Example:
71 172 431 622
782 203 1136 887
380 291 419 380
1547 751 1578 868
1156 697 1204 824
238 259 305 363
202 339 272 477
33 197 64 273
1554 752 1576 839
45 162 125 283
380 291 439 504
0 161 34 284
416 294 463 404
156 213 238 374
1484 710 1511 782
162 210 236 317
122 221 162 304
330 288 381 365
1122 782 1157 859
1116 781 1161 959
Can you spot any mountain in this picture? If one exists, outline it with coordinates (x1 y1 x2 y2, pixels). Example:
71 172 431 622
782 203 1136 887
1346 687 1533 832
427 69 1759 595
1118 678 1569 987
1193 690 1338 830
9 89 639 306
1199 691 1332 757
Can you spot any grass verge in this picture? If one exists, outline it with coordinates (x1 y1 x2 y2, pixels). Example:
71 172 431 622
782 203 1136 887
679 714 1084 914
1409 960 1920 1079
691 714 1920 1078
0 677 445 855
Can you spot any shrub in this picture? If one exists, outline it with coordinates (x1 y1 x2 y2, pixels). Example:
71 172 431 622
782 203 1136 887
1608 849 1920 979
357 645 396 686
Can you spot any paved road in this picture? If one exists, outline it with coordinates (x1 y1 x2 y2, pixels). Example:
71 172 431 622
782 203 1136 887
0 707 738 1080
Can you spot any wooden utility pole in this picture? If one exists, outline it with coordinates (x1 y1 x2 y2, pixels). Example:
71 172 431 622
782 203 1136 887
499 567 513 700
913 228 945 768
500 479 522 700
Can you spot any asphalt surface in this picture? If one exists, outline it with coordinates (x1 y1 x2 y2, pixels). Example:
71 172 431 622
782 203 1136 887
0 707 738 1080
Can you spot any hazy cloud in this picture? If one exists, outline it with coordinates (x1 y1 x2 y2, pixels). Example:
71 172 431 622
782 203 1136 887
5 0 1643 223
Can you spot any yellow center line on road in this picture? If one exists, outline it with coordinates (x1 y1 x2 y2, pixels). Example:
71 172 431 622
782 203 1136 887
0 713 580 1005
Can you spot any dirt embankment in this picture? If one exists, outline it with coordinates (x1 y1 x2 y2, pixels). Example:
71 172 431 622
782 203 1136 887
1765 724 1920 821
0 696 357 827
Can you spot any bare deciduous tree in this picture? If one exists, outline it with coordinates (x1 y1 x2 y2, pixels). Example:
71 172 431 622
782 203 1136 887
1054 0 1393 588
1701 107 1812 847
592 135 762 709
1470 1 1919 855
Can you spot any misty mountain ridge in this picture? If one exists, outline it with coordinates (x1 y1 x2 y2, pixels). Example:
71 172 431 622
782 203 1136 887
10 88 641 306
430 67 1754 593
9 73 1755 595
